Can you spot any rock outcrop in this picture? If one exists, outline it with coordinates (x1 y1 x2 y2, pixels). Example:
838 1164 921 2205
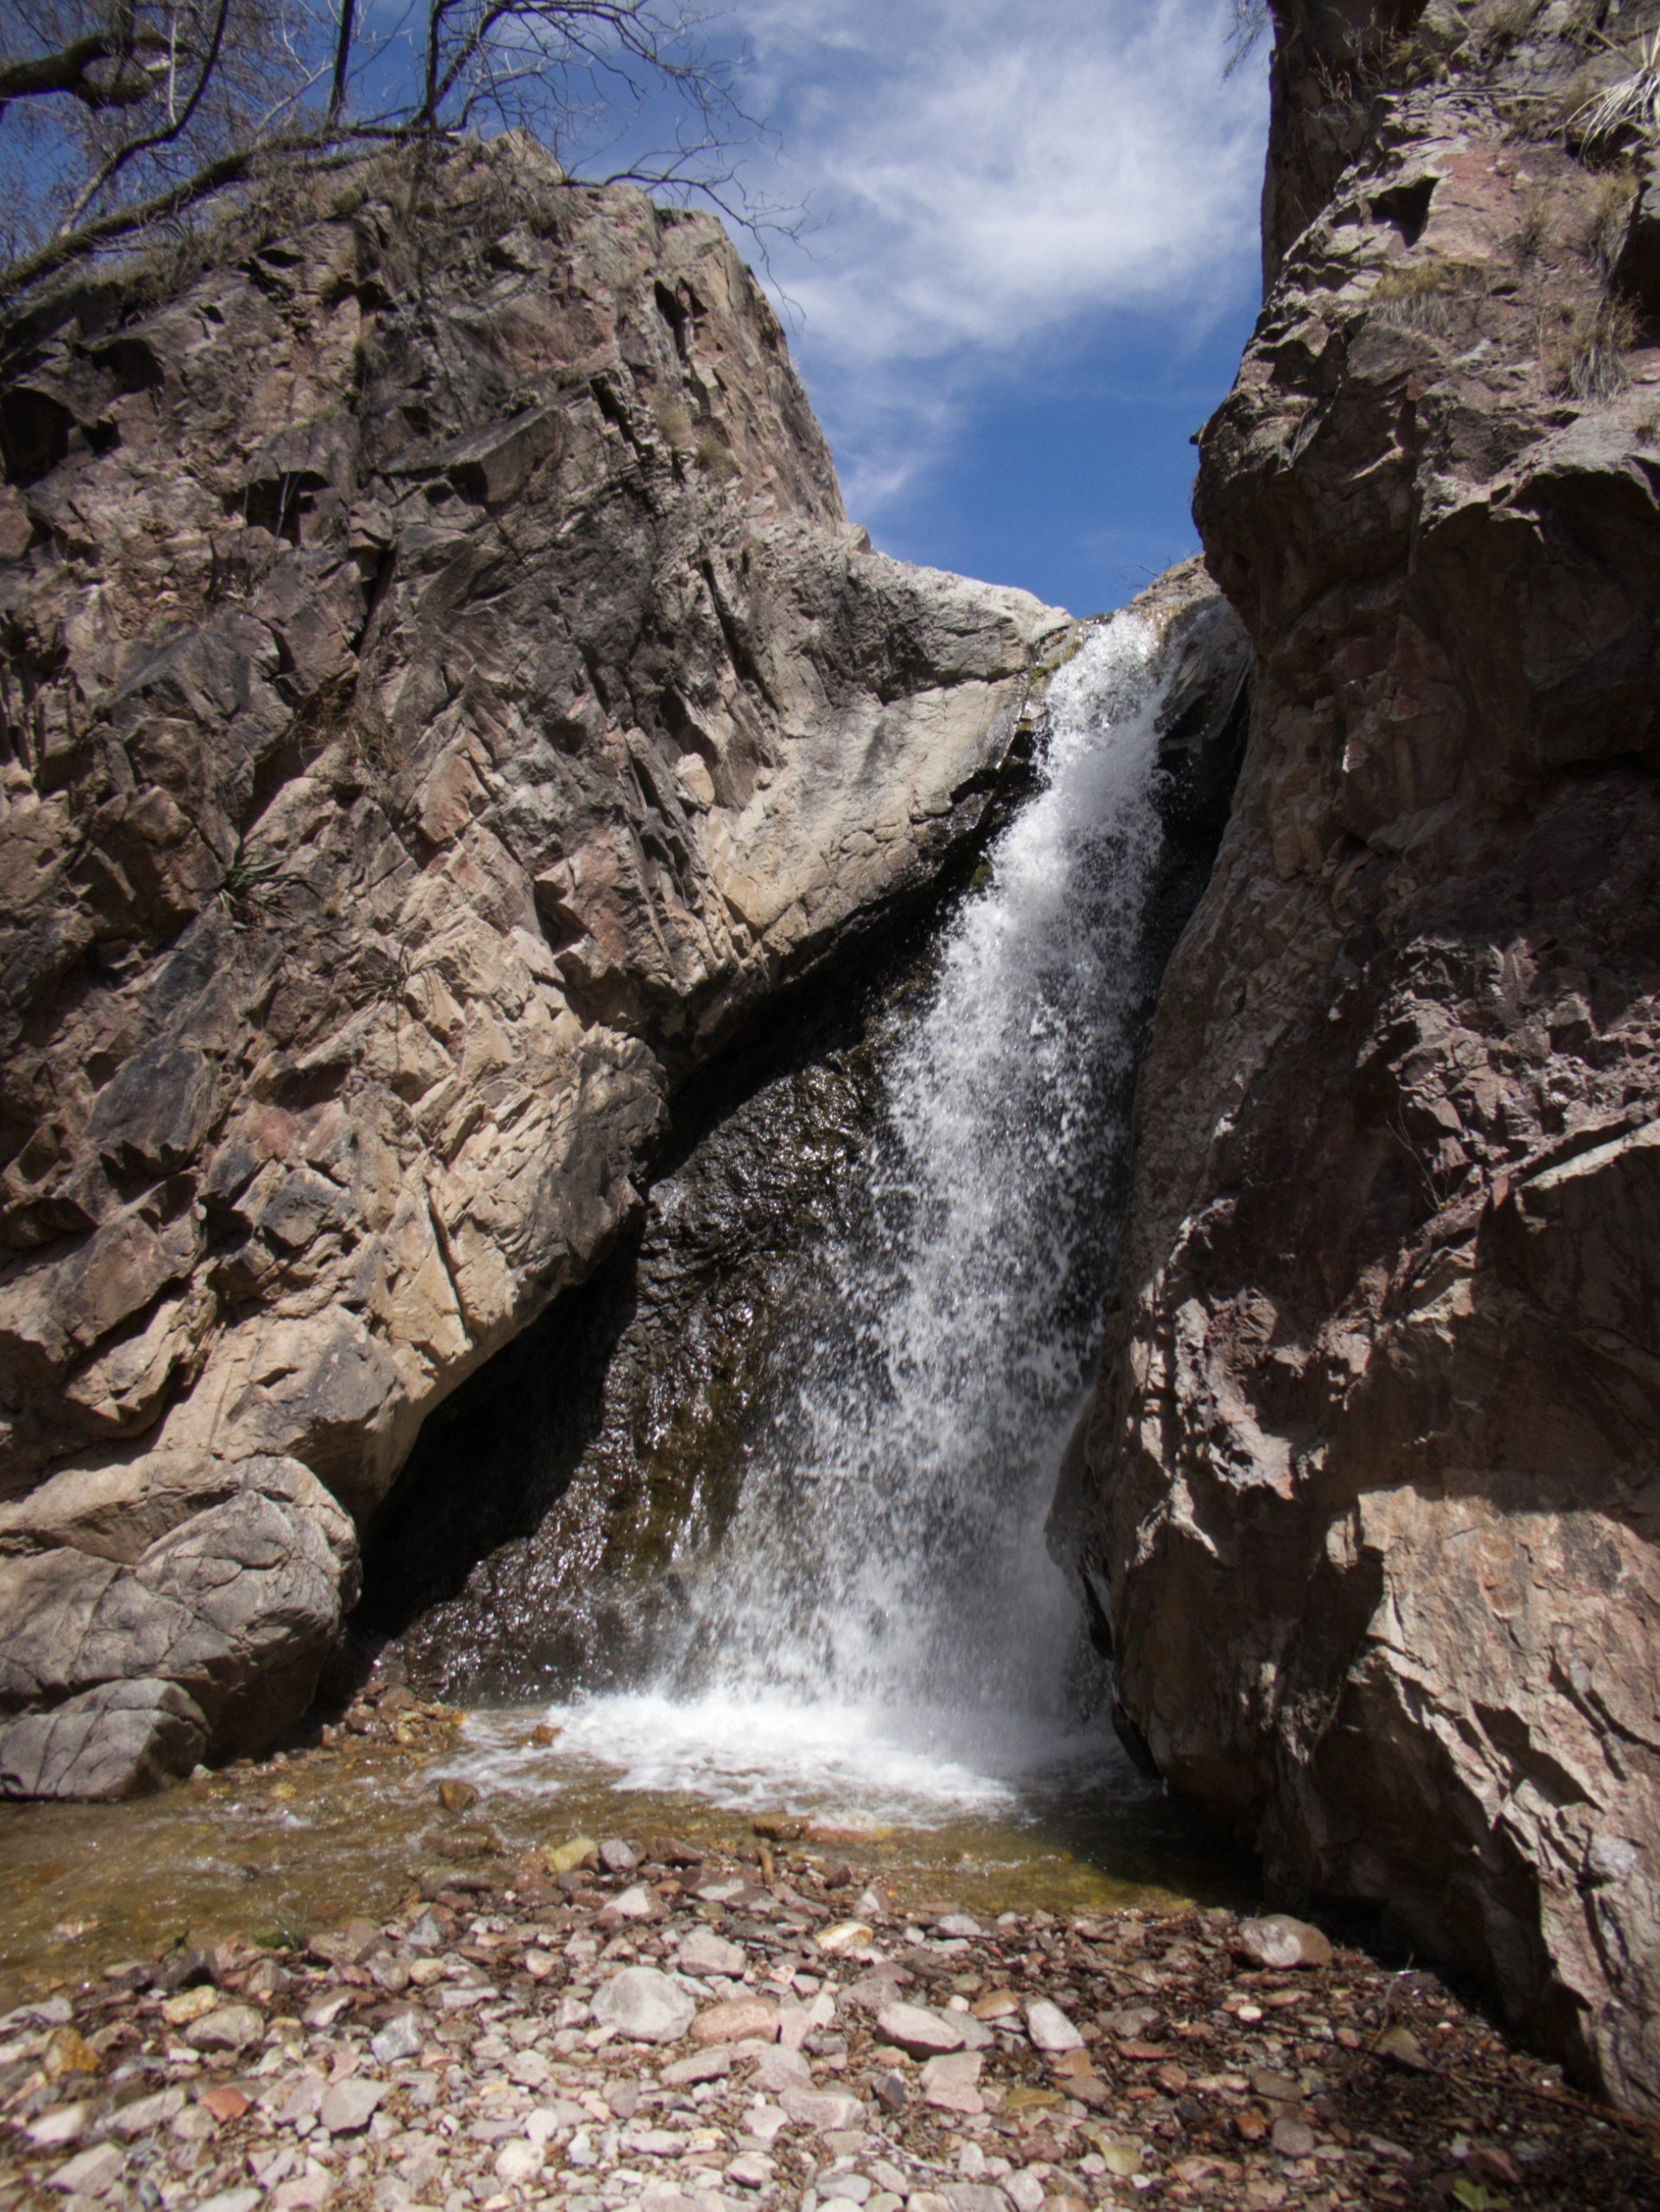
0 136 1064 1791
1058 0 1660 2112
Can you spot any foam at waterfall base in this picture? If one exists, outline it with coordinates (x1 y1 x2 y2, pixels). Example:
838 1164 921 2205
452 1690 1148 1826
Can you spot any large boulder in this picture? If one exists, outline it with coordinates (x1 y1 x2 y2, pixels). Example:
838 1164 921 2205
0 1679 209 1800
1056 0 1660 2113
0 137 1063 1781
0 1450 357 1791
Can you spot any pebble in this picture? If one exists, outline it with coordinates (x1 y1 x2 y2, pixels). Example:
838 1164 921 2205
184 2001 263 2051
693 1995 779 2044
159 1984 220 2027
875 2002 966 2057
368 2008 425 2063
495 2136 544 2182
608 1883 660 1920
817 1921 873 1954
591 1964 698 2043
919 2050 983 2115
200 2084 252 2122
969 1989 1019 2021
779 2082 865 2132
1235 1914 1333 1970
24 2105 88 2149
1376 2022 1432 2070
752 2043 812 2094
663 2046 733 2085
318 2076 385 2134
48 2141 124 2196
1022 1999 1082 2054
679 1928 747 1976
725 2151 776 2187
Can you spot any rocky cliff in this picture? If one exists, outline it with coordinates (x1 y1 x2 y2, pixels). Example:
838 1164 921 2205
0 137 1065 1797
1057 0 1660 2113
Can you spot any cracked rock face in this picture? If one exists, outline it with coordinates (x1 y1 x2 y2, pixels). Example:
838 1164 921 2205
0 137 1064 1788
1059 0 1660 2113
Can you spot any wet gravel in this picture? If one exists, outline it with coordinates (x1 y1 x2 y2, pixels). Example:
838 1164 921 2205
3 1754 1658 2212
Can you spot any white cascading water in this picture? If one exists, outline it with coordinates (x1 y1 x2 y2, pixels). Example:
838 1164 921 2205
463 610 1174 1820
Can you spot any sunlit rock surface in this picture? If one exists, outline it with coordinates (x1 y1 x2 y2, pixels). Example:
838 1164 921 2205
0 136 1064 1784
1060 0 1660 2112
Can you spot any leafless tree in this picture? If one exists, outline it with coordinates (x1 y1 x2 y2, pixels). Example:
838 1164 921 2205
0 0 763 302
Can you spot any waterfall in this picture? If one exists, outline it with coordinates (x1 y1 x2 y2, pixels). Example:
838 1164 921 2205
460 608 1175 1819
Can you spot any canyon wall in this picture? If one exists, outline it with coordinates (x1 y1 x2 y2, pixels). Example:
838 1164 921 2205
0 137 1065 1796
1059 0 1660 2113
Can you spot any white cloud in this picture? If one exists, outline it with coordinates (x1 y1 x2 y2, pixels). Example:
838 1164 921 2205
714 0 1268 517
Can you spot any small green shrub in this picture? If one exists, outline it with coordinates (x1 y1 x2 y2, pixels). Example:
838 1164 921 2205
253 1911 310 1952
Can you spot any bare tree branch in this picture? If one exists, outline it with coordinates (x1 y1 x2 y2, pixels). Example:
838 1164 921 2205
325 0 354 120
0 29 166 108
1225 1 1271 80
61 0 234 229
3 120 393 297
0 0 776 305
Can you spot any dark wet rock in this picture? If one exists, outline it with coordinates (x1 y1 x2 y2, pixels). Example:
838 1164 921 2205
368 567 1245 1704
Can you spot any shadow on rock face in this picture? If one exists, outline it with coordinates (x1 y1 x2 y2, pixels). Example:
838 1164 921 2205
353 930 934 1702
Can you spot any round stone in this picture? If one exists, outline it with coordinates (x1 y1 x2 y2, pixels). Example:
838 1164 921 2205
591 1964 698 2043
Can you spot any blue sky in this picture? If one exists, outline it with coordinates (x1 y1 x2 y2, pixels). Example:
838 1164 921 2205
3 0 1267 617
712 0 1271 617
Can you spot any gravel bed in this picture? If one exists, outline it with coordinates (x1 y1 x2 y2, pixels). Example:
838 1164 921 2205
2 1732 1657 2212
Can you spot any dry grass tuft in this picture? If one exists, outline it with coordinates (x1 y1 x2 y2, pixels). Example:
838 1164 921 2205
1370 259 1484 335
1571 31 1660 151
1586 175 1639 278
1541 297 1639 400
1484 0 1543 46
1515 190 1551 264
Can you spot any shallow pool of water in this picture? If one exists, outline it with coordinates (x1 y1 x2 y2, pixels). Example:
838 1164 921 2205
0 1694 1248 2015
